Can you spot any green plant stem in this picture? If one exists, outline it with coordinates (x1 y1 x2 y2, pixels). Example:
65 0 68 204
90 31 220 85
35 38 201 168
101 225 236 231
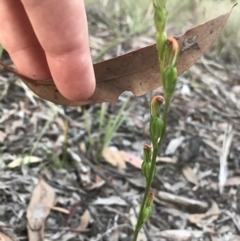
133 97 170 240
159 97 170 146
133 70 171 241
132 146 158 241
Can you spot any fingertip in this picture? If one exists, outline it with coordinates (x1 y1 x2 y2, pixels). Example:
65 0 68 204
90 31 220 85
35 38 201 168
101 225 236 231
59 70 96 101
47 51 96 101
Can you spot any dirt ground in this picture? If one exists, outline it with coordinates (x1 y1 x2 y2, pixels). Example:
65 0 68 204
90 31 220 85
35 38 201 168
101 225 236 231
1 3 240 241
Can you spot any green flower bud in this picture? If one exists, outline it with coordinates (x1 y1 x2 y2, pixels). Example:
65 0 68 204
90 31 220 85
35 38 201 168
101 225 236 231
153 0 167 9
163 66 177 100
156 32 167 61
142 206 152 224
150 95 164 118
141 160 151 179
142 145 155 180
154 9 166 33
150 117 163 148
143 192 154 221
138 191 154 229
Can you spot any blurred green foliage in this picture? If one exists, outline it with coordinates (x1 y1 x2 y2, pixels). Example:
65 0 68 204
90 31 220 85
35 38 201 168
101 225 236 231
86 0 239 62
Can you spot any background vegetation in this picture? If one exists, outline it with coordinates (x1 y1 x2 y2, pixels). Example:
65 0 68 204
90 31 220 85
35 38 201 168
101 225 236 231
85 0 240 63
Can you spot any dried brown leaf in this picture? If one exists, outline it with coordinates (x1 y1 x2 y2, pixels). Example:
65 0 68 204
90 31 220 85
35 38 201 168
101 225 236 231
119 151 143 169
93 196 127 206
77 210 91 231
0 232 14 241
102 147 126 169
7 156 42 168
27 179 56 241
86 175 105 190
0 222 18 241
182 166 199 186
51 206 69 214
156 156 177 164
127 177 146 188
188 201 220 227
0 7 235 106
226 176 240 186
157 229 203 240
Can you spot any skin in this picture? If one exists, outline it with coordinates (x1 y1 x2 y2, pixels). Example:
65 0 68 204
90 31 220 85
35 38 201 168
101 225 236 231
0 0 95 101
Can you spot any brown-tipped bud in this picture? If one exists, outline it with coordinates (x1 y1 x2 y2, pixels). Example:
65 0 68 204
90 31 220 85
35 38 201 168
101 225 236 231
141 191 154 224
142 144 152 179
150 95 164 118
165 37 179 67
146 191 154 207
143 144 152 163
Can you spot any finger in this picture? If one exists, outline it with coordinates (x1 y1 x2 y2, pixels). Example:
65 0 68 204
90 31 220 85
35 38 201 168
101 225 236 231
21 0 95 101
0 0 51 79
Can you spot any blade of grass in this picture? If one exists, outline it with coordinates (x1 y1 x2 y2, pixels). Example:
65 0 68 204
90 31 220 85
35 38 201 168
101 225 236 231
103 97 131 149
28 107 58 157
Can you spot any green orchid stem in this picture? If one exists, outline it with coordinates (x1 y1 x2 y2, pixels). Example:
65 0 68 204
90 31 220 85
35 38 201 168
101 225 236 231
133 49 172 241
159 97 170 147
133 147 158 241
133 95 171 241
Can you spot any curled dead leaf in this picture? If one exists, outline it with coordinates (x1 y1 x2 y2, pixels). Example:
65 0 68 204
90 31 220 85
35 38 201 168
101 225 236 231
188 201 220 227
156 229 203 241
102 147 126 169
77 210 91 231
0 222 18 241
7 156 42 168
0 6 235 106
27 179 56 241
182 166 199 186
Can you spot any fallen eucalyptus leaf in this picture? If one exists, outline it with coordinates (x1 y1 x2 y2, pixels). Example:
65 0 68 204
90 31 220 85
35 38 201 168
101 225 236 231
182 166 199 186
77 209 91 231
93 196 127 206
27 179 56 241
102 147 126 169
188 201 220 227
7 156 42 168
0 6 235 106
156 229 203 240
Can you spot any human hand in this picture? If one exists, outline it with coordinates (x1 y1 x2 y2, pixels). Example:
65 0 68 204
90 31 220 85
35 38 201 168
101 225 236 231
0 0 95 101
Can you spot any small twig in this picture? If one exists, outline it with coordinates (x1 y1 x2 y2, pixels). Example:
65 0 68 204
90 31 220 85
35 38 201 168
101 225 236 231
219 125 234 193
222 210 240 232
